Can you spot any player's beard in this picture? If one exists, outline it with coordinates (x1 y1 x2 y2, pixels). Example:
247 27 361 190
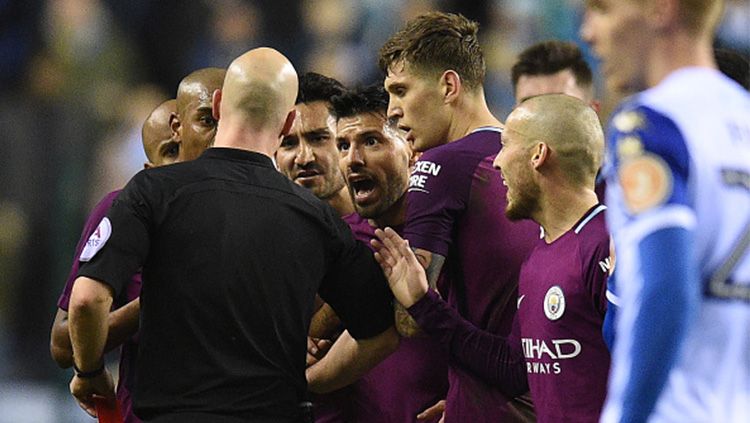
505 177 541 222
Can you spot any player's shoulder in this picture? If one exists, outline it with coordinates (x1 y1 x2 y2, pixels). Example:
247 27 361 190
573 205 610 250
419 128 501 163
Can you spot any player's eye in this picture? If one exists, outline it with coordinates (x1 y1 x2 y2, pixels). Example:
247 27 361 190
163 142 179 158
199 115 217 127
280 137 297 148
337 141 350 152
365 136 379 147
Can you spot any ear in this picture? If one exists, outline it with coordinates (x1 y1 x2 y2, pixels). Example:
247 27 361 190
441 70 462 104
590 100 602 114
170 112 181 140
647 0 678 30
531 142 549 170
143 162 153 169
281 109 297 137
212 89 222 120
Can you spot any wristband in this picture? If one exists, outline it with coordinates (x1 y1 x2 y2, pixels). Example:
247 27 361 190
74 362 105 378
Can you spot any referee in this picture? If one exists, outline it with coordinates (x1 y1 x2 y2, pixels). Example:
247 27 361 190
66 47 398 423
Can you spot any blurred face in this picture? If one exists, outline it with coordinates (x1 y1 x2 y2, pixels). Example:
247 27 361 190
144 132 180 168
385 61 450 152
492 111 540 221
515 69 592 105
581 0 649 93
277 101 345 200
337 112 412 219
175 87 218 162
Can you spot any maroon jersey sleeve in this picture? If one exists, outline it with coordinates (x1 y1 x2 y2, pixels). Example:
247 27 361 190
408 289 528 397
403 147 476 257
57 190 121 311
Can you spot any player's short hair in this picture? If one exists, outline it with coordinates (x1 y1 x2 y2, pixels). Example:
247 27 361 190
296 72 345 105
330 84 389 120
511 41 593 92
715 48 750 91
378 12 486 89
675 0 725 35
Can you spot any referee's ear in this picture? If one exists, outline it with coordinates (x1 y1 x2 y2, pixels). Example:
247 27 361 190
212 89 222 121
280 109 296 137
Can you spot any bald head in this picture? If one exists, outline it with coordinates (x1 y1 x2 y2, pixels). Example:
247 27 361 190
220 47 298 131
142 99 178 168
173 67 226 161
176 67 226 116
510 94 603 186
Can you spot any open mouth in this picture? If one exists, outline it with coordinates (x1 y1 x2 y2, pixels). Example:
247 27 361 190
348 174 377 203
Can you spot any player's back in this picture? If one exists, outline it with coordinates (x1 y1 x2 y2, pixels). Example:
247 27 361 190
606 68 750 422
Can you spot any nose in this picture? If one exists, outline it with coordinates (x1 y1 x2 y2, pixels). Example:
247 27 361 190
342 143 364 170
387 99 403 122
492 149 503 171
294 142 314 166
580 10 594 45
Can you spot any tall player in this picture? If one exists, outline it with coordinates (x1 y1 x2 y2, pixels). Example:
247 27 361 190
372 94 613 422
332 84 449 422
379 12 539 422
582 0 750 421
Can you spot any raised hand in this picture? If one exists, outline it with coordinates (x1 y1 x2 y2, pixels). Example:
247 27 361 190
371 228 429 308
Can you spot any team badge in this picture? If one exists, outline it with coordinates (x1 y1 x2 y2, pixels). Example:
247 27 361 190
619 153 672 214
612 110 645 133
617 135 644 160
544 286 566 321
80 217 112 262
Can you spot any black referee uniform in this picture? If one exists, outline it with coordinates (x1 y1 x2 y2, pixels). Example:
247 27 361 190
77 147 394 423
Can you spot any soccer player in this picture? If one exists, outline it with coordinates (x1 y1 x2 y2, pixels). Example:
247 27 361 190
379 12 539 422
67 47 397 422
331 84 449 422
170 67 226 162
510 40 616 346
511 40 598 109
276 72 353 217
274 71 353 422
50 98 177 423
582 0 750 421
372 94 612 422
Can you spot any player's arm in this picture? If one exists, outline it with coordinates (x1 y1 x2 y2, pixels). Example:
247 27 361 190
309 301 342 340
393 248 444 337
609 107 699 422
619 227 698 422
373 228 528 397
50 299 141 369
306 326 399 393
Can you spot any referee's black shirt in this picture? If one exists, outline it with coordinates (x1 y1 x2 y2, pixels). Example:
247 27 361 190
77 147 394 422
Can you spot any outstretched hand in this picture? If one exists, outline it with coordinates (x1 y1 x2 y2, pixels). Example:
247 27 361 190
371 228 429 308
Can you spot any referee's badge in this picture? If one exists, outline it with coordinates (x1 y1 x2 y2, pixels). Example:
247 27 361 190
544 286 566 321
80 217 112 262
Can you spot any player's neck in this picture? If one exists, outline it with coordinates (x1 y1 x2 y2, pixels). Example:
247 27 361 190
536 186 599 243
371 193 407 229
647 32 716 88
327 187 355 217
446 88 504 143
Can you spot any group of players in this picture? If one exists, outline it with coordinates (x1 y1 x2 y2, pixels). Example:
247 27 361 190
50 1 749 422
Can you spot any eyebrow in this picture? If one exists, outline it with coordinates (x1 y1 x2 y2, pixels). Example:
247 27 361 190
385 82 406 92
302 128 332 137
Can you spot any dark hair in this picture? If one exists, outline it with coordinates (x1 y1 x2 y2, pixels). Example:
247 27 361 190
715 48 750 91
296 72 346 104
511 41 593 91
330 84 390 120
378 12 485 89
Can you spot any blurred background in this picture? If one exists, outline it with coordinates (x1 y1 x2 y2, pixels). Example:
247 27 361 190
0 0 747 421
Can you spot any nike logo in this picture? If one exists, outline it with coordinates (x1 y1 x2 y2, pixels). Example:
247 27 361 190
517 295 525 309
